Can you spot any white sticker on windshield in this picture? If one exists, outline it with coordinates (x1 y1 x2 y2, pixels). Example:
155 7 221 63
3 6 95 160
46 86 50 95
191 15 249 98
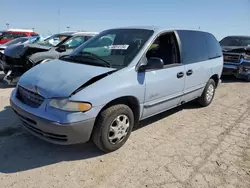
108 45 129 50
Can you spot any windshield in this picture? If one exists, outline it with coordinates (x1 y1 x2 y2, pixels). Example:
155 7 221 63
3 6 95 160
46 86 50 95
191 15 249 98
220 36 250 47
4 37 28 46
64 29 153 68
33 34 70 47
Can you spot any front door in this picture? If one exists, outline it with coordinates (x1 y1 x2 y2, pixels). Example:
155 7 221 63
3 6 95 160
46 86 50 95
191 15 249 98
142 65 185 119
141 31 186 119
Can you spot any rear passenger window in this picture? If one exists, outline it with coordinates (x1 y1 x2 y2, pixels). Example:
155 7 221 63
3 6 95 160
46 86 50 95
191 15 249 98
205 33 222 59
177 30 209 64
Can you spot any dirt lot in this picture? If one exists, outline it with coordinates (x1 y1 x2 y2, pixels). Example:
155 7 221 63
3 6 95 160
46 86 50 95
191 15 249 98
0 74 249 188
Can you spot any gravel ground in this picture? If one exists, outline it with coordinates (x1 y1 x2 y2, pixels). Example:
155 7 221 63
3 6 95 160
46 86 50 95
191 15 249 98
0 75 249 188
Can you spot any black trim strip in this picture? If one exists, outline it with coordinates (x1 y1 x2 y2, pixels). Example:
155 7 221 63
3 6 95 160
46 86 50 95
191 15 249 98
209 55 222 60
144 86 204 108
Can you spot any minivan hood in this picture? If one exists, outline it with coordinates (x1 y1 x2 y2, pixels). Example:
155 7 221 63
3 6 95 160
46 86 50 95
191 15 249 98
4 43 52 57
18 59 116 98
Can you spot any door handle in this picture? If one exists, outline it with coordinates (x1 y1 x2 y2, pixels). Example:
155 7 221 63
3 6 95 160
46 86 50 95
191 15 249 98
186 69 193 76
177 72 184 78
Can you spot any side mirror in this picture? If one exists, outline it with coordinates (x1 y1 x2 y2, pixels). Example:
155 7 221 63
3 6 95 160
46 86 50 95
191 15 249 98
138 57 164 72
56 45 66 52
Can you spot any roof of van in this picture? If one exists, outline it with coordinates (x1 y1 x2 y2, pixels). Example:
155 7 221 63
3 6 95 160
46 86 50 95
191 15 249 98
105 26 210 33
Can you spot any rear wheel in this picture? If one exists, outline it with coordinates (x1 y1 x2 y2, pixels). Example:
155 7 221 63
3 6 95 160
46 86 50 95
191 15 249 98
92 104 134 153
198 79 216 107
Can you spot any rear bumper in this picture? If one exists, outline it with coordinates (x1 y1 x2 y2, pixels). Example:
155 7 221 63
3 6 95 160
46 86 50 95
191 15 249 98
10 98 96 145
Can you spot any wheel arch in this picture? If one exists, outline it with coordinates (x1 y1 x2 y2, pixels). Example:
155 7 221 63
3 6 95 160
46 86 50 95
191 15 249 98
95 96 141 125
210 74 219 88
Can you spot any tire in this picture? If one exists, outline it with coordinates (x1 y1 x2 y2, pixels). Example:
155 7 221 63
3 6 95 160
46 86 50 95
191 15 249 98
198 79 216 107
92 104 134 153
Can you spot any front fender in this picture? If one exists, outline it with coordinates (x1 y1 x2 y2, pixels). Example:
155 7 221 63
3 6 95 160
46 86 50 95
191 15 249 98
69 68 146 107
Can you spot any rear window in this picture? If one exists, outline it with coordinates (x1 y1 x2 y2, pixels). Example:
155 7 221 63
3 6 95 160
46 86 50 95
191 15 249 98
204 33 222 59
177 30 208 64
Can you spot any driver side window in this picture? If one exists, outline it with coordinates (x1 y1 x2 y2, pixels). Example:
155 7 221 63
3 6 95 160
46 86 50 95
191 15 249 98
146 32 180 66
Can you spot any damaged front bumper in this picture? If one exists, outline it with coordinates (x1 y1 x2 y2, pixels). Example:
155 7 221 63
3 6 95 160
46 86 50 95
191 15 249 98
222 58 250 81
1 55 32 85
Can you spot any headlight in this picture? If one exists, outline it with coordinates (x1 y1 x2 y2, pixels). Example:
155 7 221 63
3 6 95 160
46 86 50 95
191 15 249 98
243 54 250 61
49 99 92 112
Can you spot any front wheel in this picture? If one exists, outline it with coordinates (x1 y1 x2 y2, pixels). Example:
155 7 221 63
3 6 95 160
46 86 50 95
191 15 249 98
92 104 134 153
198 79 216 107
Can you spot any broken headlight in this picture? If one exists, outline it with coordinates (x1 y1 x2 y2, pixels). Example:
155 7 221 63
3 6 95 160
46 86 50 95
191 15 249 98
49 99 92 112
243 53 250 61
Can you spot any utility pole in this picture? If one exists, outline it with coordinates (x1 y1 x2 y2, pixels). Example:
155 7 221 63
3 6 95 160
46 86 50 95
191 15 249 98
58 7 61 33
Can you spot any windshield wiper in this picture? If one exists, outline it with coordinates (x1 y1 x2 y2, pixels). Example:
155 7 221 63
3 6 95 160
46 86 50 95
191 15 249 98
78 51 111 67
60 55 110 67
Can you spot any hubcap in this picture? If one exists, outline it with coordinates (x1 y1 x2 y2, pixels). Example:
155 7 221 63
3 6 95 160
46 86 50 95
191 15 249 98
206 84 214 103
108 115 130 144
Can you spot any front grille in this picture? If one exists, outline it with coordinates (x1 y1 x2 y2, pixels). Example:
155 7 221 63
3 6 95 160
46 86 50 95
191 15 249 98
16 86 44 108
223 53 240 64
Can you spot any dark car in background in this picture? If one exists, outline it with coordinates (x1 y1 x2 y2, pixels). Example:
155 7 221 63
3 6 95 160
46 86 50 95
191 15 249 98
0 36 39 54
2 31 98 85
220 35 250 81
0 36 40 71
